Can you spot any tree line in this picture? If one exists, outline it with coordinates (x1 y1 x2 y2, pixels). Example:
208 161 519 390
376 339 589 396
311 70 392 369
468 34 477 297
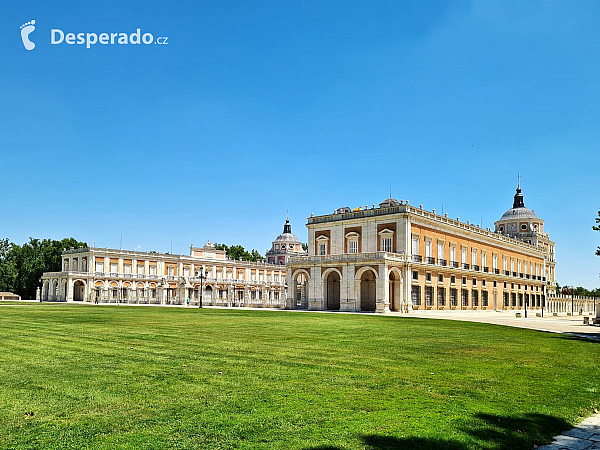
0 237 87 299
213 243 265 262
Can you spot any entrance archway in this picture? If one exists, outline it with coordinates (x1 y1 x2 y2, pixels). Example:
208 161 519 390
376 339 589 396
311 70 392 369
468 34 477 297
325 271 340 310
73 280 85 301
389 271 400 311
204 285 213 304
360 270 376 312
292 270 309 310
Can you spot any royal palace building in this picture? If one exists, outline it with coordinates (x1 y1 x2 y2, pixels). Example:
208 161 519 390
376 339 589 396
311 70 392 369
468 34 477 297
40 240 287 307
287 184 556 313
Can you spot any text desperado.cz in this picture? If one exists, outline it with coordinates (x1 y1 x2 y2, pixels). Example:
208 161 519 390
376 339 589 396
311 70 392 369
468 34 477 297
51 29 168 48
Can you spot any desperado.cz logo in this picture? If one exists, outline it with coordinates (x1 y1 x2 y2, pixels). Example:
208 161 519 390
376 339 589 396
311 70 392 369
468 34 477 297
20 19 168 50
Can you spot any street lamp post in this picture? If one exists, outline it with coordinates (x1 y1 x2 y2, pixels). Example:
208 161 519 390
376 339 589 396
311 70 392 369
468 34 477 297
524 293 527 318
199 266 207 309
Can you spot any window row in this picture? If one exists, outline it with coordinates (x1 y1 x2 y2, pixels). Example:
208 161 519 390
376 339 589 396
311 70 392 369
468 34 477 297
412 271 542 291
411 235 545 278
411 286 545 308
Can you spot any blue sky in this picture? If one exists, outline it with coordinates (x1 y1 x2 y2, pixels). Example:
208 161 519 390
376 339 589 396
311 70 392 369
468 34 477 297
1 0 599 288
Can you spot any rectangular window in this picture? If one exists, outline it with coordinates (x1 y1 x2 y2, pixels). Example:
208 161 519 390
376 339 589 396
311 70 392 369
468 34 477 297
96 262 104 273
472 290 479 307
493 280 497 288
382 238 392 253
482 279 486 287
462 276 467 285
504 292 509 307
425 287 433 306
150 266 156 275
451 275 456 284
412 286 421 305
137 265 144 274
124 264 131 274
412 236 419 255
493 255 498 270
450 246 456 263
110 263 117 274
437 243 444 260
425 241 432 258
450 288 457 306
472 278 477 286
412 271 419 280
461 289 469 307
471 250 477 267
481 252 486 269
437 287 445 306
426 273 431 282
462 248 467 264
503 258 507 271
184 268 190 277
168 266 174 276
482 290 488 306
438 274 443 283
319 243 327 255
349 240 358 254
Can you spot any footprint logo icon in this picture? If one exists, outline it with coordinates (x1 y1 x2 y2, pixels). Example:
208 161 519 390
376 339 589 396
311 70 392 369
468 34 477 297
20 20 36 50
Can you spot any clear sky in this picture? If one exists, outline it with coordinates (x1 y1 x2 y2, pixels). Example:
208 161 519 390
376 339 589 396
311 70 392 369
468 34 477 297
1 0 599 288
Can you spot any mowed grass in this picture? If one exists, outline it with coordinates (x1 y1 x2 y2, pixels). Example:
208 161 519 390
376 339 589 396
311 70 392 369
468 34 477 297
0 304 598 450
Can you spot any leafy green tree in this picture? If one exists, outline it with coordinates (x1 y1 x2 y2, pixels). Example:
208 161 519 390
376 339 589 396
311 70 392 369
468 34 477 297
214 243 265 262
0 238 18 293
594 208 600 256
302 243 308 253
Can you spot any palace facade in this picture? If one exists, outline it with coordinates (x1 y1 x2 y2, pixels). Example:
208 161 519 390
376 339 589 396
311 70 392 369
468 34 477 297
287 185 557 313
41 240 287 307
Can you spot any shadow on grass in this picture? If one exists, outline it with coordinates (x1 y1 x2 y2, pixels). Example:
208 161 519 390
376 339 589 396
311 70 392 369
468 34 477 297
560 332 600 343
306 412 571 450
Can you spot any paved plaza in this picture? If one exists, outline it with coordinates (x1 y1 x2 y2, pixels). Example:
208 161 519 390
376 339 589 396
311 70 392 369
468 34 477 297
406 309 600 340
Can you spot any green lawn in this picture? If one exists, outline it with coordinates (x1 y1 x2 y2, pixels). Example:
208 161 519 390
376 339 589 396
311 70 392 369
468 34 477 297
0 304 598 450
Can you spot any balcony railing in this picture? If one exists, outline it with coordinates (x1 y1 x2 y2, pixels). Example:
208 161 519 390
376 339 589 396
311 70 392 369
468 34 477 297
494 269 500 274
412 255 423 263
526 274 530 279
451 261 459 268
519 273 524 278
462 263 470 270
504 270 510 276
512 272 517 277
438 259 447 266
473 265 480 271
426 257 436 264
483 267 489 273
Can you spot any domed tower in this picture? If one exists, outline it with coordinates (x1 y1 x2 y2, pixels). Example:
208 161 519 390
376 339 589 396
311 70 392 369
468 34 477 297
266 215 307 265
494 178 556 287
494 180 544 241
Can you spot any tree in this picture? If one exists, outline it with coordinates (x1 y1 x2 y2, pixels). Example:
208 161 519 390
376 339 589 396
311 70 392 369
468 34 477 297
594 208 600 256
214 243 265 262
302 243 308 253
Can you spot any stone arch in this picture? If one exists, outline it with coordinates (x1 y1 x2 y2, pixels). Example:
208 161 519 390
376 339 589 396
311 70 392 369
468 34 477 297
291 269 310 310
73 279 86 301
358 269 377 312
61 279 68 301
42 280 49 301
323 269 341 311
355 266 378 281
388 267 403 312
